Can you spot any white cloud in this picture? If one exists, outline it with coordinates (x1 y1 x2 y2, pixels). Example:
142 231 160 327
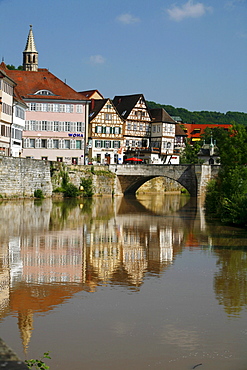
167 0 213 21
116 13 140 24
90 55 105 64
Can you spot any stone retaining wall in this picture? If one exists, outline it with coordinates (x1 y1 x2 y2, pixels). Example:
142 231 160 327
0 157 52 198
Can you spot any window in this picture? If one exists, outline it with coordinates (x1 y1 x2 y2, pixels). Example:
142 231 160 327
105 113 112 121
127 122 131 130
30 121 36 130
15 106 25 119
72 158 78 164
76 105 82 113
77 122 82 132
65 122 71 131
153 126 156 133
34 103 40 111
95 140 101 148
48 104 54 112
126 140 130 147
35 89 53 95
30 139 35 148
133 123 137 131
59 104 66 113
30 103 36 111
113 141 120 149
96 126 102 134
54 121 59 131
139 124 143 131
105 141 111 148
42 103 48 112
65 140 70 149
54 104 59 112
76 140 82 149
57 157 63 162
105 126 111 134
41 139 47 148
53 139 59 149
42 157 48 160
42 121 47 131
131 140 135 147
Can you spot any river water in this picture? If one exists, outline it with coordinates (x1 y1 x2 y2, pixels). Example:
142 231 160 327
0 194 247 370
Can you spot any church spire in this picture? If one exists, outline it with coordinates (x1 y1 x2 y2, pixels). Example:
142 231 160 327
23 25 38 71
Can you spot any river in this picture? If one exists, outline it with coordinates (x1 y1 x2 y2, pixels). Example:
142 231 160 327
0 194 247 370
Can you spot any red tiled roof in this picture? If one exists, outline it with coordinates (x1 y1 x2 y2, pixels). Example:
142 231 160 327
5 67 89 101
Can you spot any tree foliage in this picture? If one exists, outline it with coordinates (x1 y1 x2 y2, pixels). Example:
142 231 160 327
6 64 23 70
205 124 247 225
180 141 203 164
147 101 247 126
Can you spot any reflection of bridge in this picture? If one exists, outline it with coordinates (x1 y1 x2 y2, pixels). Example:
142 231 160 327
108 164 220 197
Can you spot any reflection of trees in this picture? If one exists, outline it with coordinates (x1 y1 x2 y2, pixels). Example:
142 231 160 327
214 249 247 316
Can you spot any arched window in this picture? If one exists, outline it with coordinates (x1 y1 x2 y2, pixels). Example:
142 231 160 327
34 90 54 96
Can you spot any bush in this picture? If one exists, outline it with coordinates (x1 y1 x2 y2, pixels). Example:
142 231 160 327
34 189 44 199
63 183 79 198
80 178 94 197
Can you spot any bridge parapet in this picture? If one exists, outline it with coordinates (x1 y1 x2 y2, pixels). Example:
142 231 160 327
108 164 219 197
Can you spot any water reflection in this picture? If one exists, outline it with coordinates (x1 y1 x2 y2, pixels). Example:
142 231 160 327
0 195 247 359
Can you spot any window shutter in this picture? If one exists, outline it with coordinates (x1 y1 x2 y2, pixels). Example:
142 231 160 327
70 122 76 132
71 140 76 149
25 121 30 130
35 138 41 148
23 138 29 148
47 139 52 149
59 139 65 149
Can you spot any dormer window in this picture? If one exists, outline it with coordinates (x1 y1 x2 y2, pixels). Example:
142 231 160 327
34 90 54 96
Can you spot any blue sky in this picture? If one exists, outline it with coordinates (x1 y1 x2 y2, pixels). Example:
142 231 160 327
1 0 246 113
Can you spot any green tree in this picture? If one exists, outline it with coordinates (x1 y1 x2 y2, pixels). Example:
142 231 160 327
180 141 203 164
6 64 23 70
205 124 247 225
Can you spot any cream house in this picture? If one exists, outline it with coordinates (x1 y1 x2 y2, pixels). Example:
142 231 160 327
88 99 124 164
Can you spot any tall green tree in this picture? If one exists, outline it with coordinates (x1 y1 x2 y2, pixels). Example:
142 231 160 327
205 124 247 225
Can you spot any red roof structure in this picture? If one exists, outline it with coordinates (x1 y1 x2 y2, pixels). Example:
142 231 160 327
182 122 232 143
1 64 88 102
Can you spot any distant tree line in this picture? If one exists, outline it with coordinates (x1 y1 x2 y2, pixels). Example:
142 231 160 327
147 101 247 126
6 64 23 70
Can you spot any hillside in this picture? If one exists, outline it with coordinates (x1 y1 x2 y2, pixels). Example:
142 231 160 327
147 101 247 125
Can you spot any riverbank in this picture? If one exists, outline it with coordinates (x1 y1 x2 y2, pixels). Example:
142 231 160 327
0 338 28 369
0 157 183 199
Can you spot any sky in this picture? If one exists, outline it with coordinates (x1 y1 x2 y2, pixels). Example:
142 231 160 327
0 0 246 113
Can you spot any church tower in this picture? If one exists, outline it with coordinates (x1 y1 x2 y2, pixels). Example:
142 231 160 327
23 25 38 71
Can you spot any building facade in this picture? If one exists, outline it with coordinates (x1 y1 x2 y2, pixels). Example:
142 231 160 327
88 99 124 164
0 68 15 156
6 26 90 164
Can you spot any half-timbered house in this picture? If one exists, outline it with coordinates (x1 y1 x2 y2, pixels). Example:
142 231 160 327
88 99 124 164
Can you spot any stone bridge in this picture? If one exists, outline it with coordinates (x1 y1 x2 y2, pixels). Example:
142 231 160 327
108 164 220 197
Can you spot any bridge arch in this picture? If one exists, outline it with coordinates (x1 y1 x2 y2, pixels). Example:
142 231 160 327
119 175 189 195
108 164 219 198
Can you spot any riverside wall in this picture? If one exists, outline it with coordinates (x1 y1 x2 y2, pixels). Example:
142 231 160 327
0 157 186 199
0 157 52 198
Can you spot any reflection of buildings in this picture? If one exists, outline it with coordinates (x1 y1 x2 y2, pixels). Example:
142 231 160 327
0 242 10 316
0 197 187 353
